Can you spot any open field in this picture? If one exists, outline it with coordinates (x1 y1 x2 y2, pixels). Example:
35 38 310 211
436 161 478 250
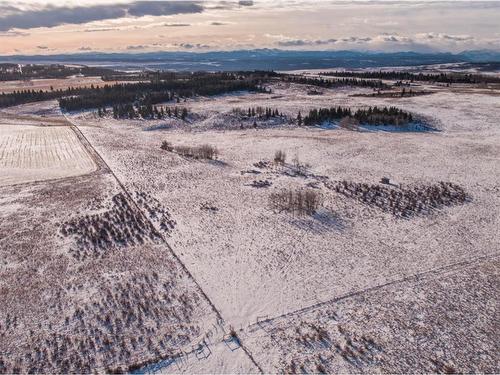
244 256 499 373
0 76 136 94
68 85 500 328
0 73 499 373
0 107 251 373
0 120 96 186
0 173 236 373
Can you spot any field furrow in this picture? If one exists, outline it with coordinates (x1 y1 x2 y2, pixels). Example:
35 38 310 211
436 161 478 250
0 122 96 186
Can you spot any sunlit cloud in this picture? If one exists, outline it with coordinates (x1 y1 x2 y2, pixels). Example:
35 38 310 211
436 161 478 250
0 1 499 55
0 1 203 31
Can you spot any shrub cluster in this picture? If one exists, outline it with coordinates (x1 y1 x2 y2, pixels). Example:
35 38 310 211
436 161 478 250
330 180 469 217
160 141 174 152
274 150 286 165
60 193 165 260
280 321 381 374
161 142 218 160
134 191 176 234
352 89 432 98
0 272 202 373
269 189 322 216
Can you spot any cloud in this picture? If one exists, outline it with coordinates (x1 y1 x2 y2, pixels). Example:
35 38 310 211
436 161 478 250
210 21 229 26
36 45 48 49
415 32 474 42
174 42 210 49
373 20 399 27
83 27 120 33
205 0 252 11
373 33 412 43
0 1 203 32
273 35 373 47
78 46 92 51
276 39 309 47
0 4 21 16
0 5 126 32
0 30 29 37
164 23 191 27
340 36 372 43
277 38 338 47
269 32 443 52
266 33 337 47
127 1 202 17
126 44 149 50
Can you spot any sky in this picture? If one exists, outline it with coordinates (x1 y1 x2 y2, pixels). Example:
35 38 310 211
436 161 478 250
0 0 499 55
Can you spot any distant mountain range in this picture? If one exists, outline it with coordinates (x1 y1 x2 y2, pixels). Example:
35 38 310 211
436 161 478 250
1 49 500 71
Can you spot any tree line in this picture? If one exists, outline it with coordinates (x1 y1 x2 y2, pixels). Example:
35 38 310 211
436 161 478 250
233 106 284 119
282 75 389 89
352 87 432 98
0 63 117 81
300 106 414 126
0 87 81 108
103 104 188 120
59 73 269 111
101 70 279 82
319 70 500 84
0 71 271 109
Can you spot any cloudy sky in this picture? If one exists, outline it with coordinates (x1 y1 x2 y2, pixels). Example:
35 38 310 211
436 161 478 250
0 0 499 55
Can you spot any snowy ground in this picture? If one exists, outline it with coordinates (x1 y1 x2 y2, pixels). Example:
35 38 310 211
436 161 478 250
1 77 499 373
0 76 136 94
244 256 499 373
0 121 96 186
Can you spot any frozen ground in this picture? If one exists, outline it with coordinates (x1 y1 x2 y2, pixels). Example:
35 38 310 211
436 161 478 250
67 82 499 372
1 77 499 373
0 76 136 94
244 256 499 373
0 118 96 186
0 107 247 373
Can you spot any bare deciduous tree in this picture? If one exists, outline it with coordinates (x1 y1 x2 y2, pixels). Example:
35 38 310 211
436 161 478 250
274 150 286 165
269 189 322 216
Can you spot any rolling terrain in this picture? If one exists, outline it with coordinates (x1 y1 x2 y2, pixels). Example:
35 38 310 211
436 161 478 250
0 70 499 374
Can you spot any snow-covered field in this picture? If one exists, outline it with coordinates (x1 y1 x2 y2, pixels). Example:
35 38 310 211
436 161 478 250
1 77 499 373
0 76 135 94
0 120 96 186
